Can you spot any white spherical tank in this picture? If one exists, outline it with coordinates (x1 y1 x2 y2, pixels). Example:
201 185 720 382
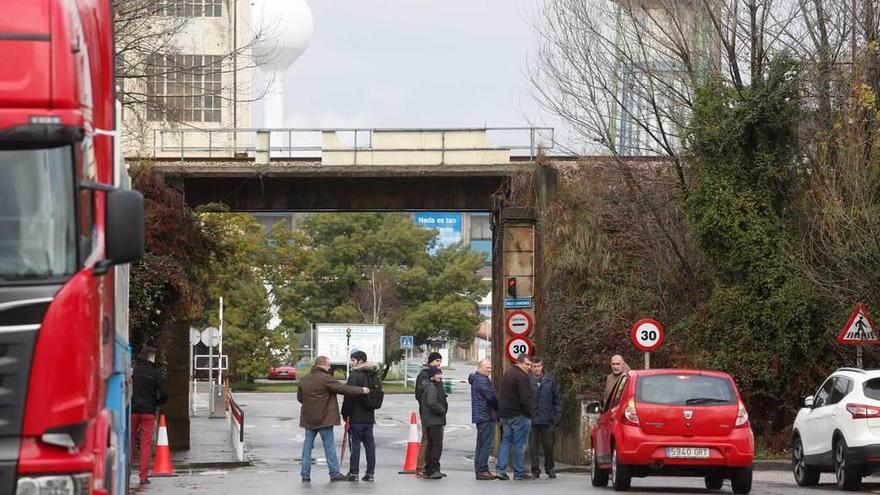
252 0 314 71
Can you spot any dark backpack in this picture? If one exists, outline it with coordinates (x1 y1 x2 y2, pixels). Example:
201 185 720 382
366 372 384 409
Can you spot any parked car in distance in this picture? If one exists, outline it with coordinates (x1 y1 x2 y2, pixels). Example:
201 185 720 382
792 367 880 491
267 365 297 380
590 369 754 493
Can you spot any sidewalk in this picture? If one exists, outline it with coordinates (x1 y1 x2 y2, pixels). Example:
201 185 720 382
171 388 250 470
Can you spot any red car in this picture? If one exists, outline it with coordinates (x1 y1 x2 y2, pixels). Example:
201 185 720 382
590 369 754 493
267 365 297 380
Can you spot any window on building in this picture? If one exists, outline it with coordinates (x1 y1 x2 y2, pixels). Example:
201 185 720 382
470 213 491 240
469 213 492 264
145 54 222 123
162 0 222 17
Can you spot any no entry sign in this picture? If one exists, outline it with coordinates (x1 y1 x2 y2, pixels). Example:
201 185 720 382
631 318 664 352
506 337 533 363
505 310 533 337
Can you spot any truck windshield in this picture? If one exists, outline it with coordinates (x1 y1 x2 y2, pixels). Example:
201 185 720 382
0 147 76 280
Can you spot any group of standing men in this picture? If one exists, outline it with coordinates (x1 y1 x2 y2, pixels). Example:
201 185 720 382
412 352 562 481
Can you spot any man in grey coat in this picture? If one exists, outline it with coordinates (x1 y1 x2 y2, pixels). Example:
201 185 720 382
419 366 448 480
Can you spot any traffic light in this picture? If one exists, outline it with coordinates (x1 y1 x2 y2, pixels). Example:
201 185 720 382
507 277 517 298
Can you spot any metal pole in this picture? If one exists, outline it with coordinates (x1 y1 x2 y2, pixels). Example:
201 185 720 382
858 345 864 369
219 297 224 388
404 347 408 388
189 340 194 416
310 323 315 360
345 327 353 377
644 352 650 370
530 128 535 160
208 328 214 415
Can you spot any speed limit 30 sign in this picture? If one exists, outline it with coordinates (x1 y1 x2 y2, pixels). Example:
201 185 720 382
506 337 533 363
631 318 664 352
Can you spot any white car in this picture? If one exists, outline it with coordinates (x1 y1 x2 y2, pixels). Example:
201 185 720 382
792 368 880 490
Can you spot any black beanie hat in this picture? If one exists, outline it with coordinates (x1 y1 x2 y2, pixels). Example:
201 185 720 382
351 350 368 362
427 352 442 363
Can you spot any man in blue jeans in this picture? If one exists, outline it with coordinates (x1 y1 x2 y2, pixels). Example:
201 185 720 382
341 351 384 481
468 358 499 480
496 353 534 480
297 355 370 482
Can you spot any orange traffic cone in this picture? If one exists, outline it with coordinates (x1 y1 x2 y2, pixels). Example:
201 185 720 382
398 412 420 474
151 415 175 476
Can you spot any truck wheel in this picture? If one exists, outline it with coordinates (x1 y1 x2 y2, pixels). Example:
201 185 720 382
590 446 609 487
611 444 631 491
792 436 820 486
835 438 862 491
730 467 752 494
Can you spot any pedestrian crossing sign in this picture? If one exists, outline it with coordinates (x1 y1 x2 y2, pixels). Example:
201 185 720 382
838 304 879 345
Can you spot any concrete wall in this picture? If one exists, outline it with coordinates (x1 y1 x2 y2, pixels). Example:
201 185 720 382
322 130 511 166
165 320 191 450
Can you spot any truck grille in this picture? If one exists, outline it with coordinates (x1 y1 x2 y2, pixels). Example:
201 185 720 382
0 285 58 495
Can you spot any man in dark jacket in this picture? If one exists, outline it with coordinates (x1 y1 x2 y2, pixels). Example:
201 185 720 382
496 353 533 481
414 351 442 478
131 346 168 485
468 358 498 480
528 356 562 478
298 355 370 483
341 351 382 481
419 367 448 480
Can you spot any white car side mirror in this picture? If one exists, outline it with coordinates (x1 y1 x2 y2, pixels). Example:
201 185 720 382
804 396 814 408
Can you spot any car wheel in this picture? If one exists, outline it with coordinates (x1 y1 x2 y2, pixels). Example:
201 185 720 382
835 437 862 491
590 446 609 487
792 436 820 486
610 443 631 491
704 474 723 490
730 467 752 494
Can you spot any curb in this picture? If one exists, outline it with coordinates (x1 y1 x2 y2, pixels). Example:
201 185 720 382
553 459 789 474
753 460 789 471
172 460 252 471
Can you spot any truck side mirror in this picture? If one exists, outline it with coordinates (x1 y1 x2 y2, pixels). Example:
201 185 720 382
586 401 602 414
804 396 814 408
106 188 144 265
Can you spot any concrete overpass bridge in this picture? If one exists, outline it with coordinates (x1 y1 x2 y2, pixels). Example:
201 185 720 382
137 127 557 211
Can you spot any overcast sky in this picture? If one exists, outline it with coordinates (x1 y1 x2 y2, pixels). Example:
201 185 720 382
253 0 572 151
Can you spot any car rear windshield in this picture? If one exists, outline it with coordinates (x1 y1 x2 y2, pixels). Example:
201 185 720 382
636 374 737 406
864 379 880 401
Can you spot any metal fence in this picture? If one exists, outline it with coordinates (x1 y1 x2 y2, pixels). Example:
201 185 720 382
226 386 245 461
150 126 556 160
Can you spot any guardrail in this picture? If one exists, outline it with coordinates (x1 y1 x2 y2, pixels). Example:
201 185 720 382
149 126 556 161
226 385 245 461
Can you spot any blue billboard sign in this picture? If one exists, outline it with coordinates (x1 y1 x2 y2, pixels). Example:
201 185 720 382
414 212 463 252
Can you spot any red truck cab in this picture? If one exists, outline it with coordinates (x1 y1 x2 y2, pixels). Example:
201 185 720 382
0 0 143 493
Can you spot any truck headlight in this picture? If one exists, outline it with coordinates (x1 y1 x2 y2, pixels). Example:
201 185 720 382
16 474 89 495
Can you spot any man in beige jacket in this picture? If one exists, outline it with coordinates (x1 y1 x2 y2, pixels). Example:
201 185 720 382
603 355 630 407
298 355 369 482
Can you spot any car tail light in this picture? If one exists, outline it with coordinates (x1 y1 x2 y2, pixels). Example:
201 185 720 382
846 403 880 419
623 399 640 426
735 401 749 427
